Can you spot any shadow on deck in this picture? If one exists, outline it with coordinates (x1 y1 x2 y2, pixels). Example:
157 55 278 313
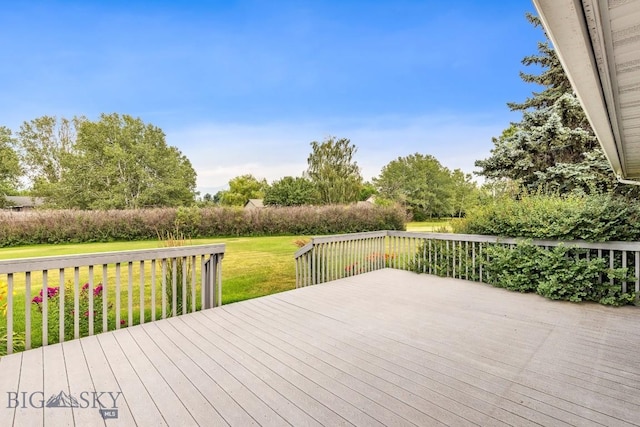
1 269 639 426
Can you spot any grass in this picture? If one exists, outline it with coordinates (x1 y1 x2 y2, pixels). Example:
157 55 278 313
0 235 303 352
406 219 453 232
0 235 301 305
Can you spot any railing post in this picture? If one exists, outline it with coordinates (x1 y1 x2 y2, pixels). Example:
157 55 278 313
204 256 214 309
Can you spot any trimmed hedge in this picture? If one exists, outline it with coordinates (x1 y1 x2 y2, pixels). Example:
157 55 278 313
453 194 640 242
0 205 406 247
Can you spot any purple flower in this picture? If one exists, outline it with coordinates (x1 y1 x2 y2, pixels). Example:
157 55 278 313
93 284 103 296
32 295 43 304
82 282 89 291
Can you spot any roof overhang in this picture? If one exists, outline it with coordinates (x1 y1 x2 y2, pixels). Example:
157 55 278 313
532 0 640 181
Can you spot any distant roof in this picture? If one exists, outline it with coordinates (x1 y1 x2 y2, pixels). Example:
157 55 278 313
534 0 640 181
4 196 45 207
244 199 265 208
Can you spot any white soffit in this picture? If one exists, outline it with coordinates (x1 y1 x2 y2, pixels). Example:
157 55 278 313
533 0 640 180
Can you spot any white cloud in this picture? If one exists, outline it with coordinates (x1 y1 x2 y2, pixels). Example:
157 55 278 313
167 113 507 193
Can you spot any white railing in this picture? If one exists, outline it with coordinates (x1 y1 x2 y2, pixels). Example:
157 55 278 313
295 231 640 294
295 231 388 287
0 244 225 355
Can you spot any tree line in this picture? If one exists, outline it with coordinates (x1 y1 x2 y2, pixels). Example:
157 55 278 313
207 137 479 219
1 112 479 216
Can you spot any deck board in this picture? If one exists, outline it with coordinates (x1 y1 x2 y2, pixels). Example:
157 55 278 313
1 269 639 426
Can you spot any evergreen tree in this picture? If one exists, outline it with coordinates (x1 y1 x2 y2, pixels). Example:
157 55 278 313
476 13 619 195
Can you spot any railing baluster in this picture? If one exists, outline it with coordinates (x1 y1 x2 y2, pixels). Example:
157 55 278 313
162 259 167 318
115 263 121 329
140 260 145 324
172 258 178 316
42 270 48 346
74 267 79 339
151 259 157 321
88 265 94 336
182 257 187 315
7 273 13 354
191 255 197 313
128 262 133 327
25 271 31 350
217 254 223 307
102 264 108 333
622 251 628 293
636 251 640 294
59 269 65 342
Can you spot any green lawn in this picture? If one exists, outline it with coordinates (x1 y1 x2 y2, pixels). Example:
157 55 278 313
406 219 452 232
0 235 307 352
0 235 303 305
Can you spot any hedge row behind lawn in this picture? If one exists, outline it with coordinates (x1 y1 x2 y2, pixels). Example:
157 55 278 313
0 204 407 247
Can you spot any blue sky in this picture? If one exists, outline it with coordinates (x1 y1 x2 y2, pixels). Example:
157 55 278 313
1 0 542 195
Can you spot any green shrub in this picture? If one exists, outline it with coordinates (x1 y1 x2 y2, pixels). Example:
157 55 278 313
483 242 636 306
454 193 640 242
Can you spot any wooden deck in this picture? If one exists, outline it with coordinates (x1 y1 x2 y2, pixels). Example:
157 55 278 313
1 269 639 426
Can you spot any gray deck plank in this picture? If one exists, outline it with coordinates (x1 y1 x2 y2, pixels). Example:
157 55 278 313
151 317 285 426
202 306 442 427
2 268 639 426
0 352 21 425
195 309 393 427
179 312 366 427
60 339 105 427
275 273 638 426
96 332 167 426
172 314 335 427
125 323 229 426
79 335 136 426
43 344 74 426
139 321 257 426
226 301 478 426
248 297 529 427
14 347 43 426
111 329 199 426
253 294 572 427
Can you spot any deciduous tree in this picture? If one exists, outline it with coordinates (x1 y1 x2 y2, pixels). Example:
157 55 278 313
17 116 83 197
374 153 454 219
57 113 196 209
264 176 316 206
305 137 362 204
0 127 22 205
219 174 268 206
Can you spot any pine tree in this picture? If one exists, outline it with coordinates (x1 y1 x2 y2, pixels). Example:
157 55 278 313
476 13 620 195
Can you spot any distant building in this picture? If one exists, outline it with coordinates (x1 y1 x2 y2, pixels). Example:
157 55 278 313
356 195 376 207
3 196 46 211
244 199 265 210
